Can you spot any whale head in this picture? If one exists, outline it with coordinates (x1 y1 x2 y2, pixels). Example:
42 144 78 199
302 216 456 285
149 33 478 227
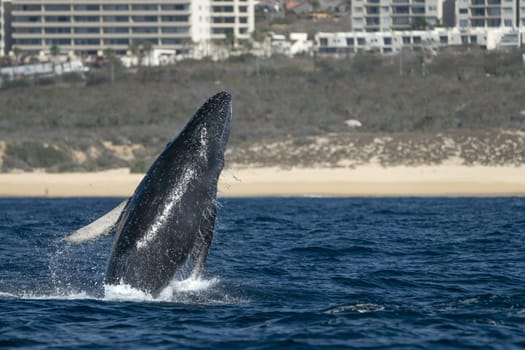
168 91 232 174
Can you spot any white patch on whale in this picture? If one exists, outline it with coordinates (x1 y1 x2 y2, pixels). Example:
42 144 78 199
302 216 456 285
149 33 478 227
136 167 196 250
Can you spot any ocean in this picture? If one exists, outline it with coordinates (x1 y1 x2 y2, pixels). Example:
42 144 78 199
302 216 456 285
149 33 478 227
0 197 524 349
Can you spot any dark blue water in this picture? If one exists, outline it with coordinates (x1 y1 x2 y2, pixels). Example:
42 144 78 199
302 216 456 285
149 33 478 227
1 197 524 349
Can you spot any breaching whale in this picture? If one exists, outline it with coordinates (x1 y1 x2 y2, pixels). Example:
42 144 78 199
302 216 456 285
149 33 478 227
66 91 232 296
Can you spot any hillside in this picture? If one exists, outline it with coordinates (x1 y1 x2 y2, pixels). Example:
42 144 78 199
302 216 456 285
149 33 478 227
1 50 525 172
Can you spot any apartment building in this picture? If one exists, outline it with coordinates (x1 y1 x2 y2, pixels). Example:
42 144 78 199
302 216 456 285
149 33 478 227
456 0 517 28
7 0 253 55
316 27 523 55
351 0 442 32
210 0 253 41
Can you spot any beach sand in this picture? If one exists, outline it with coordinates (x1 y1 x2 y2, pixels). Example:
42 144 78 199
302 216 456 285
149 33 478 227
0 165 524 197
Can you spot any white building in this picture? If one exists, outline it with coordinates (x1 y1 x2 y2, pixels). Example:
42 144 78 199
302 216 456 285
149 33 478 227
316 27 524 55
271 32 313 56
351 0 443 32
210 0 253 41
456 0 517 29
7 0 254 56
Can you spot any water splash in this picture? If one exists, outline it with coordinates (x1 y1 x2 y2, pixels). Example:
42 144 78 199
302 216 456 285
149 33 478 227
325 303 385 315
0 277 230 304
104 277 227 303
104 283 155 302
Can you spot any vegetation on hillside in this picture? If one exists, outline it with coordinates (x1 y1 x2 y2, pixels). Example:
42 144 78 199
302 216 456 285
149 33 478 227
1 49 524 171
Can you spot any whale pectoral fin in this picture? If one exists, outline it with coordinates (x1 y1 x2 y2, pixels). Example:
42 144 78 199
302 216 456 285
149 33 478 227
190 204 217 279
66 199 129 244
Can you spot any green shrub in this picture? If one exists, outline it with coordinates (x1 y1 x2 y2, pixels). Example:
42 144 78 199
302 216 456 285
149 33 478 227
130 158 150 173
5 142 71 168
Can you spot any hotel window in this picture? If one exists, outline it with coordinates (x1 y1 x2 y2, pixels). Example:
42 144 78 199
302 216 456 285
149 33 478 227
44 5 70 11
346 38 354 45
75 39 100 45
142 38 158 44
471 19 485 26
132 16 158 22
45 27 71 33
161 16 189 21
74 27 100 33
16 16 42 22
131 4 158 11
161 4 190 10
357 38 365 45
504 19 512 26
105 38 130 45
14 5 41 11
45 38 71 45
15 39 42 45
486 8 501 16
162 27 189 33
45 16 70 22
103 27 129 33
74 16 100 22
132 27 158 33
384 37 392 45
74 5 100 11
393 17 410 24
213 6 234 12
162 38 183 44
392 6 409 13
103 16 129 22
102 5 129 11
14 27 42 33
487 18 501 26
212 16 235 23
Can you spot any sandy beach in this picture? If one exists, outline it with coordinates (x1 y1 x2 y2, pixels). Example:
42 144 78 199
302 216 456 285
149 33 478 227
0 165 524 197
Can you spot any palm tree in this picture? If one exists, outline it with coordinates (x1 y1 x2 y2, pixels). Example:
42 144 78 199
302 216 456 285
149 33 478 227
128 41 140 66
104 48 117 82
12 46 22 66
141 41 153 66
50 45 60 74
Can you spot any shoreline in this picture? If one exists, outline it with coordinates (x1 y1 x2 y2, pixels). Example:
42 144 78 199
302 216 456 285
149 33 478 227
0 165 524 197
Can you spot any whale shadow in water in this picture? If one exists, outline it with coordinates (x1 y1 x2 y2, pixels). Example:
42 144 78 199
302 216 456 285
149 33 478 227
66 91 232 297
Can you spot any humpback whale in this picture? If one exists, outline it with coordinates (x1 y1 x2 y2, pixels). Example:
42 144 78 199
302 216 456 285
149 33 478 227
67 91 232 296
